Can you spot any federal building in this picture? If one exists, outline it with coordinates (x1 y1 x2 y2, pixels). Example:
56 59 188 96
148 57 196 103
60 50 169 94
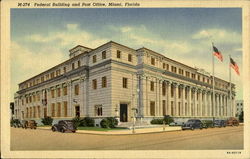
13 41 236 124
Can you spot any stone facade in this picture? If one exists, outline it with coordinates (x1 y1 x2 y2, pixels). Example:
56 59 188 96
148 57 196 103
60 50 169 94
13 41 236 125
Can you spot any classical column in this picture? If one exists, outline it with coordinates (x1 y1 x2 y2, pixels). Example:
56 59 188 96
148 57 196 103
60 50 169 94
80 77 85 117
167 81 171 116
174 83 179 116
182 85 185 116
187 86 191 116
68 81 73 117
199 89 203 116
159 80 162 116
155 78 158 116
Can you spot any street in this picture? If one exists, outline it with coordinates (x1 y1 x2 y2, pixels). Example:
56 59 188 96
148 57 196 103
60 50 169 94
11 126 243 150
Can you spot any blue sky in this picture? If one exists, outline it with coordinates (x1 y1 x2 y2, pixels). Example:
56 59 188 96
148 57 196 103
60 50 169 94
11 8 242 100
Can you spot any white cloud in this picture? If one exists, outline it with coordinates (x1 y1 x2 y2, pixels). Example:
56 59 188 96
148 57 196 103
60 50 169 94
192 28 241 44
25 23 108 49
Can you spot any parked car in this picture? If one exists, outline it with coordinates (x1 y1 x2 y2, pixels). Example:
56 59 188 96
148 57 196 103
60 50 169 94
214 120 226 128
52 120 76 133
182 119 203 130
201 120 214 128
11 119 22 128
169 121 184 126
227 117 239 126
22 120 37 129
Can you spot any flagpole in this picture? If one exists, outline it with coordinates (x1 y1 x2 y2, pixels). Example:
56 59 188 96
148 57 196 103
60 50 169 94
229 55 232 117
212 43 215 119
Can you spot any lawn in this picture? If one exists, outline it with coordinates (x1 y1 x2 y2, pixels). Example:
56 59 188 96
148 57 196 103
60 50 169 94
77 127 127 131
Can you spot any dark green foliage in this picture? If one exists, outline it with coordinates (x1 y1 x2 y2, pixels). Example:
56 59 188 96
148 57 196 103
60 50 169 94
163 115 174 125
84 117 95 127
72 116 82 128
41 116 53 125
239 111 244 122
100 117 118 128
150 118 163 124
100 118 110 128
72 117 95 128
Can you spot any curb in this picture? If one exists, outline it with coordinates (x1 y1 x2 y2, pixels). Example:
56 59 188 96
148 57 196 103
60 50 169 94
36 127 182 135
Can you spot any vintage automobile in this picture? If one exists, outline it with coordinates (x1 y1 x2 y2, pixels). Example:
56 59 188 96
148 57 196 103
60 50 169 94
227 117 239 126
201 120 214 128
51 120 76 133
214 120 227 128
22 120 37 129
11 119 22 128
182 119 203 130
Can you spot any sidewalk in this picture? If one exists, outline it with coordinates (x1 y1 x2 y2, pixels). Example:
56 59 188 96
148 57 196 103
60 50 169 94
37 126 182 135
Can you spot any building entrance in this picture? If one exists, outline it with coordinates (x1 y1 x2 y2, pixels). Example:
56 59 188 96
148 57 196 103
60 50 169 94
120 104 128 122
75 106 80 117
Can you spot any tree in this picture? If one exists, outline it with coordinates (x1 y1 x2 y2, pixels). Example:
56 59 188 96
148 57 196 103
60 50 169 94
239 111 244 122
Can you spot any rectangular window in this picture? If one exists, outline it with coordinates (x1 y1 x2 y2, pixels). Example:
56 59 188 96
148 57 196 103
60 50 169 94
162 100 166 115
44 107 47 117
102 76 107 88
41 76 44 82
37 106 41 118
50 72 55 78
166 64 169 70
51 89 55 98
171 85 174 97
128 54 132 62
63 86 67 95
192 73 196 79
102 51 106 59
185 88 188 99
33 107 36 118
29 96 32 103
51 103 55 117
163 63 166 69
57 88 61 97
92 79 97 89
78 60 81 67
72 63 75 70
95 105 103 116
46 74 49 80
117 50 121 58
30 107 32 118
74 84 79 95
150 81 154 91
151 57 155 65
162 83 166 96
178 87 182 99
63 101 68 117
150 101 155 116
185 71 190 78
57 102 61 117
122 77 128 88
171 101 174 115
93 55 97 63
198 75 200 81
26 108 28 118
63 67 66 73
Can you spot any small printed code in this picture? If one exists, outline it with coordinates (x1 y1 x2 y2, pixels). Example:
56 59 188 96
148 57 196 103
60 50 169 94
227 151 241 154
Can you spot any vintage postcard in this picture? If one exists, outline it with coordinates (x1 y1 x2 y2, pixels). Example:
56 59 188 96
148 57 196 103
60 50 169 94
1 0 250 158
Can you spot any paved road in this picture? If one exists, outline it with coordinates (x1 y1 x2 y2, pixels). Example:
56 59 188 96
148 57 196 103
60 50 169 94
11 126 243 150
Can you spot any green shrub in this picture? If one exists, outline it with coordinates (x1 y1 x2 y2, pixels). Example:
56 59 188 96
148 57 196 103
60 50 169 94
84 117 95 127
72 116 83 128
107 117 118 128
100 118 110 128
151 118 163 124
163 115 174 125
100 117 118 128
41 116 53 125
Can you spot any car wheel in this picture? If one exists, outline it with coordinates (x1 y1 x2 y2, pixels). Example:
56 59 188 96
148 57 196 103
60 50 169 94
52 127 56 132
72 130 76 133
61 128 65 133
34 127 37 129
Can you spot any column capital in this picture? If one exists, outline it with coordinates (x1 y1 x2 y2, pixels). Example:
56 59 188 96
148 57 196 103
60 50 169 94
172 82 178 88
191 87 197 92
197 88 201 93
178 84 184 89
202 89 206 94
